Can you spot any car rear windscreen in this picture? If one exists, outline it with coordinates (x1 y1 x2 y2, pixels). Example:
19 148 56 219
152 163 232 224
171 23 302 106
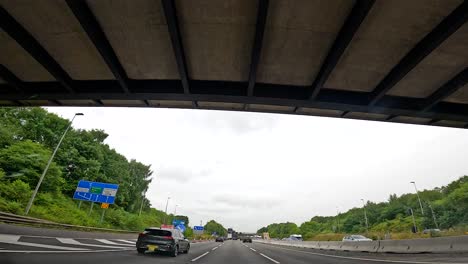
144 229 172 236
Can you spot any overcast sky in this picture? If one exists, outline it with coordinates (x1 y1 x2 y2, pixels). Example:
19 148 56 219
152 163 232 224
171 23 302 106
46 107 468 232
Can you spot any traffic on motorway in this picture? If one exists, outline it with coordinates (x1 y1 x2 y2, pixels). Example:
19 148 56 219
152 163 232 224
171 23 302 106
1 225 468 264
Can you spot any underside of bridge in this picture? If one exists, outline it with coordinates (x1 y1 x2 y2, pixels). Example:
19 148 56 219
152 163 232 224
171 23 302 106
1 0 468 128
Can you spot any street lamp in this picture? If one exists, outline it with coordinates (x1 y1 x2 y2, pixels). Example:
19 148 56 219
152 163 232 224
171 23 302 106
427 203 439 229
25 113 84 215
138 189 147 216
407 207 418 233
410 181 424 215
335 206 340 233
361 199 369 233
163 197 171 224
172 204 179 223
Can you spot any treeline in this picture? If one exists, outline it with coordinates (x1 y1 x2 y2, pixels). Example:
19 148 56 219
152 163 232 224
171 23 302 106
0 107 186 230
204 220 227 236
258 176 468 240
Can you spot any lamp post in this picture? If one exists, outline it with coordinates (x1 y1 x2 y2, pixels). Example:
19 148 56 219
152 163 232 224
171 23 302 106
336 206 340 233
138 189 147 216
408 207 418 233
361 199 369 233
410 181 424 215
428 203 439 229
163 197 171 224
172 204 178 223
25 113 84 215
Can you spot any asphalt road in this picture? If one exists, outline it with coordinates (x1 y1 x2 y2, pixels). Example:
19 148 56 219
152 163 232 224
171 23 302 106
1 224 468 264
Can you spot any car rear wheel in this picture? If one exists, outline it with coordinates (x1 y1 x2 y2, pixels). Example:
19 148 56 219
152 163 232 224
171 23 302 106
137 248 145 254
171 246 178 257
183 244 190 253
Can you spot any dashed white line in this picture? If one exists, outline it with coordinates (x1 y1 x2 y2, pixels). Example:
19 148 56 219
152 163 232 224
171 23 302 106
212 246 218 251
191 251 210 262
260 253 280 264
250 248 257 252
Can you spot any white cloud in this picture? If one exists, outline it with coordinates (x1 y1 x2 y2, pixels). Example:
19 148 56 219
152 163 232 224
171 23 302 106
46 107 468 232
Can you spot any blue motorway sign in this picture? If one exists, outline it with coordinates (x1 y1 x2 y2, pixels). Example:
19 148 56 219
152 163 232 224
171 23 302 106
73 180 119 204
173 220 186 232
173 220 185 226
193 226 204 231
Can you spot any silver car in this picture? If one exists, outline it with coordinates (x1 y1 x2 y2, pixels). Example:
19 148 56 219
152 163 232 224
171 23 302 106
342 235 372 242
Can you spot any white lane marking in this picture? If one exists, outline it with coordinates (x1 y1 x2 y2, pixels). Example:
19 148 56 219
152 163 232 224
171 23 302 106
115 239 136 244
260 253 280 264
95 239 134 246
250 248 257 252
191 251 210 262
57 238 129 249
0 248 134 254
212 246 218 251
262 244 460 264
0 235 88 251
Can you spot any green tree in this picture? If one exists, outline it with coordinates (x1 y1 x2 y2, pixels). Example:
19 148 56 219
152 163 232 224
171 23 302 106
0 140 64 193
204 220 227 236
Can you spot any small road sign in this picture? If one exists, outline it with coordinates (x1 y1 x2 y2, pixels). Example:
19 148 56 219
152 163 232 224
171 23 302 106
73 180 119 204
193 226 204 231
101 203 109 209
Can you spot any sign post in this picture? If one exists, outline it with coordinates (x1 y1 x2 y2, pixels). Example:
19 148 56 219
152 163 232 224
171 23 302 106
100 203 109 224
88 202 94 215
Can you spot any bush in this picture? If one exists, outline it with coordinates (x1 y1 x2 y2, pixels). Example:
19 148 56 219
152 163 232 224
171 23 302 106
0 197 23 214
0 179 31 205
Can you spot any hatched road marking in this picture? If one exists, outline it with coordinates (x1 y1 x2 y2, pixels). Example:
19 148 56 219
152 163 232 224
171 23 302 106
95 239 134 246
0 234 136 253
0 248 134 253
0 234 88 251
115 239 135 244
56 238 130 249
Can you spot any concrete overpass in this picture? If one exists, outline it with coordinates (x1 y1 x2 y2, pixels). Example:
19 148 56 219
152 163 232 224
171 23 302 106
1 0 468 129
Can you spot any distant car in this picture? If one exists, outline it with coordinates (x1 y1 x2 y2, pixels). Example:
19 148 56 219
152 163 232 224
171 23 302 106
423 229 441 234
342 235 372 242
242 237 252 243
136 227 190 257
215 237 224 242
286 234 303 241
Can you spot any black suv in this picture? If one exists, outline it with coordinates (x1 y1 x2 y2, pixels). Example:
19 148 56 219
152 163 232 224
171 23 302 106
242 237 252 243
136 228 190 257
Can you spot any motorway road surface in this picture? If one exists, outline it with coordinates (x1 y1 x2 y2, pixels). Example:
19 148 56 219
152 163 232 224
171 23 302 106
1 225 468 264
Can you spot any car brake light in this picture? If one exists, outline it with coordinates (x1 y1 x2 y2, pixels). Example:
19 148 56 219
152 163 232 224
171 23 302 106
164 236 173 240
138 233 146 237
